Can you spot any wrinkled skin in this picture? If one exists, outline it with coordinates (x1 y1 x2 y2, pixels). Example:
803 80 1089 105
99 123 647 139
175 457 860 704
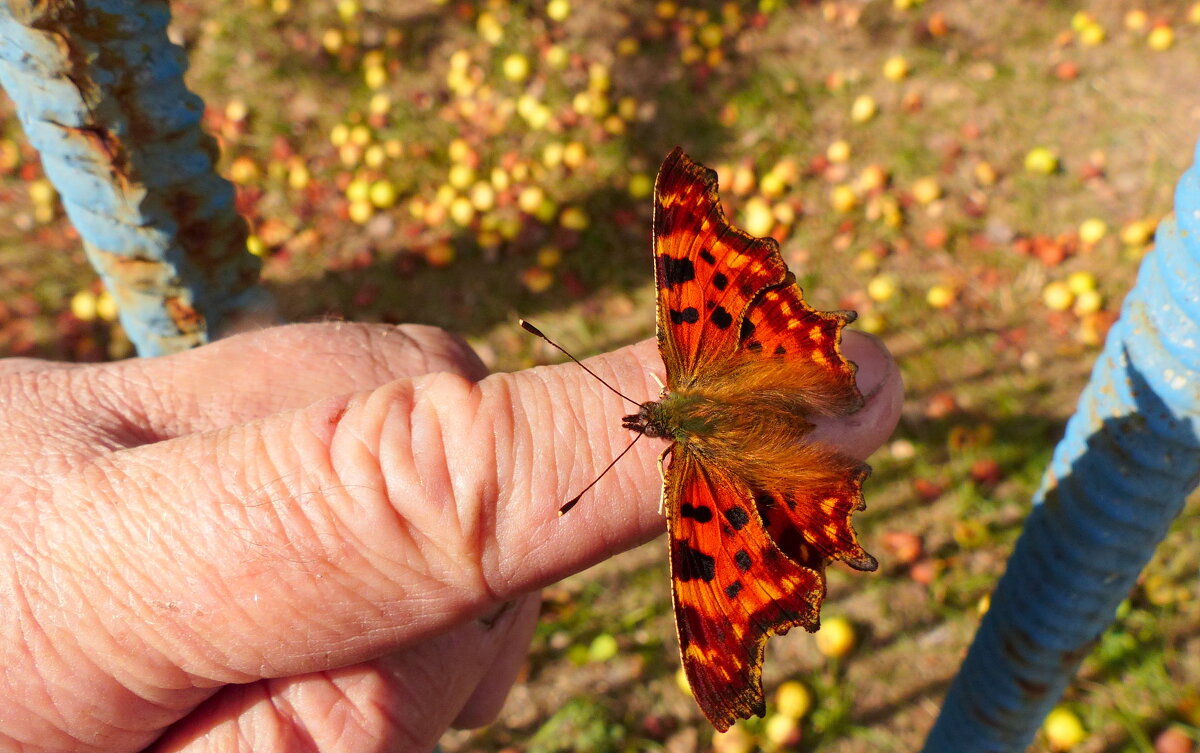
0 322 901 753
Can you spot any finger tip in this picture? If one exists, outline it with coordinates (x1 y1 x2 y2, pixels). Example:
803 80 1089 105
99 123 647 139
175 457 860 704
842 331 892 395
841 330 904 457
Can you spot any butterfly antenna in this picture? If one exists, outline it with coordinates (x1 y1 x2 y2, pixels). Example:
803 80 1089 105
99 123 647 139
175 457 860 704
559 432 644 515
519 319 641 408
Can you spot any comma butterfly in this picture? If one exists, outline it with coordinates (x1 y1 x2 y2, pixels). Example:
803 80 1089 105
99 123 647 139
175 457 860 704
629 147 878 731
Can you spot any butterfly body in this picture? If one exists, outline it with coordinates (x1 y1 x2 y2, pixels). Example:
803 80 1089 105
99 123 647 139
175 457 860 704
629 357 841 469
643 148 877 731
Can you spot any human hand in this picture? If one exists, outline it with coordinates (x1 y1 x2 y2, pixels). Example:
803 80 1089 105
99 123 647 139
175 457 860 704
0 322 901 753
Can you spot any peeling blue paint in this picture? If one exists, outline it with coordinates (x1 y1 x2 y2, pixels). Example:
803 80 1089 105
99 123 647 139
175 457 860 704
0 1 264 356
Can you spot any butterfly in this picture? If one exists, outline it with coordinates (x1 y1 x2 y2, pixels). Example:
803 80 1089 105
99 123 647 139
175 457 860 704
627 147 878 731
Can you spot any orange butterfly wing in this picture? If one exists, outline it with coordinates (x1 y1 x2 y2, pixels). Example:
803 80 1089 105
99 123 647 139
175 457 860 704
653 147 789 383
650 148 876 731
666 450 824 731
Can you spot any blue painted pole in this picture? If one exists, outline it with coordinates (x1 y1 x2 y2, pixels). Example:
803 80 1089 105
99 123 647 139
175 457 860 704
922 141 1200 749
0 0 264 356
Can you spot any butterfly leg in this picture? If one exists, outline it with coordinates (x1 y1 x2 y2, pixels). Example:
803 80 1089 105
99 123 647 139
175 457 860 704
649 370 668 398
656 446 672 515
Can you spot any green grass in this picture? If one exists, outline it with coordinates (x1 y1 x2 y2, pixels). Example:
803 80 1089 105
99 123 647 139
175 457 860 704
3 1 1200 751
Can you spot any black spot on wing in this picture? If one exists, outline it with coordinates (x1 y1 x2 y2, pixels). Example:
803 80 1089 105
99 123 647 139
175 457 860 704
735 550 752 572
681 503 714 523
774 345 787 355
710 306 733 329
699 248 716 265
669 307 700 325
724 581 743 599
659 255 696 287
712 272 728 290
724 506 750 530
676 540 717 582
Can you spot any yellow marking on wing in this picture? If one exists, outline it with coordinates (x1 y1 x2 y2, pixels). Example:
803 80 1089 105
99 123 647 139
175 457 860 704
809 326 825 342
727 253 749 269
810 350 829 365
657 229 696 244
824 522 839 540
685 645 733 679
778 301 793 316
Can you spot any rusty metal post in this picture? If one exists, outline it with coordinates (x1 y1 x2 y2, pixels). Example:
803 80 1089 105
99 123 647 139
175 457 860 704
922 142 1200 749
0 0 263 356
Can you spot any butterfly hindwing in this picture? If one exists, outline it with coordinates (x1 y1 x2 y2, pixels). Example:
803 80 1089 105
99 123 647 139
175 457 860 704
754 454 877 573
653 147 789 384
666 449 825 732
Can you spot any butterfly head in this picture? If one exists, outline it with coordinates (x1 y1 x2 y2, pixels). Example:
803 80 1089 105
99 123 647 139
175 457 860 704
622 399 674 439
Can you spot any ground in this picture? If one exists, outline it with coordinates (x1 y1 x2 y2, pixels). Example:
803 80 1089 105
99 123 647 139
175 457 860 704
1 1 1199 751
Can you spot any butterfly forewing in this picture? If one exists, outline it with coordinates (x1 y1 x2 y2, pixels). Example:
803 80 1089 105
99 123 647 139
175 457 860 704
739 281 860 408
666 450 824 732
653 147 789 384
